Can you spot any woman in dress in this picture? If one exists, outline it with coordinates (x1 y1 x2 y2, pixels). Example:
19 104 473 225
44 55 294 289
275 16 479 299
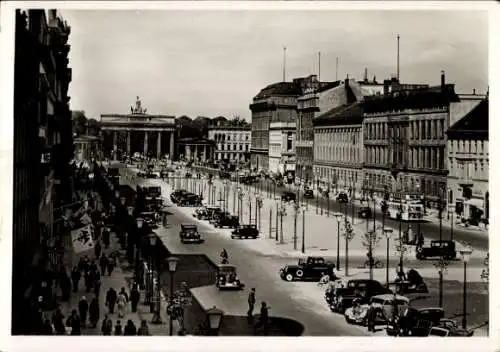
116 292 128 318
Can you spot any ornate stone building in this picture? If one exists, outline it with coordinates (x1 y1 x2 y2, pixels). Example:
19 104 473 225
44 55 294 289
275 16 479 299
447 98 489 223
362 73 460 206
100 97 175 160
208 124 251 164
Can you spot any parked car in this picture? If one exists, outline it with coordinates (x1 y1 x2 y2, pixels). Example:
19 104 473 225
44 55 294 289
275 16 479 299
281 191 296 202
231 224 259 239
389 269 429 294
214 214 239 228
215 264 245 290
358 206 372 218
304 189 314 198
344 294 409 326
179 224 204 244
193 206 209 219
139 211 159 229
416 240 457 260
170 189 189 204
430 319 474 337
205 206 223 222
325 279 392 313
280 256 336 282
386 307 445 336
337 192 349 203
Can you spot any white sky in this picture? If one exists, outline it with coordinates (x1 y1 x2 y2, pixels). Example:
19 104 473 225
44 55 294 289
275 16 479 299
61 9 488 121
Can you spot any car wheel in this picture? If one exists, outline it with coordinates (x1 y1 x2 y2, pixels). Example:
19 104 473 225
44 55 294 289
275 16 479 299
285 273 294 282
296 269 304 278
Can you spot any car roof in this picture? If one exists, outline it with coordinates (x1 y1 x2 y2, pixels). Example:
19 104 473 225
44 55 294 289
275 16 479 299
218 264 236 269
181 224 197 228
372 294 409 301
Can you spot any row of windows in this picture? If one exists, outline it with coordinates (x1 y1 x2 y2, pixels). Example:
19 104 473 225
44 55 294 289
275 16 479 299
212 133 250 142
217 143 250 152
448 139 488 155
364 146 445 170
314 167 361 185
216 152 248 161
365 119 446 141
315 145 361 163
449 158 489 180
363 172 446 196
315 128 360 144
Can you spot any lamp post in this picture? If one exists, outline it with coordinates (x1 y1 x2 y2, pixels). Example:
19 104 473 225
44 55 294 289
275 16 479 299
248 193 252 224
166 256 180 335
278 203 287 244
384 228 394 286
301 204 307 254
459 247 473 330
293 203 299 250
205 306 224 336
256 196 263 230
433 256 448 308
237 187 242 219
275 199 279 241
147 234 163 324
135 217 144 283
448 205 454 241
334 212 343 270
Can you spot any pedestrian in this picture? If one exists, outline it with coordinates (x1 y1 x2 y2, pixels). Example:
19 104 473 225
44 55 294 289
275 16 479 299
89 297 100 328
71 266 81 293
66 310 81 335
94 240 102 260
60 271 71 302
130 285 140 313
247 288 256 318
123 320 137 336
99 254 109 275
107 255 116 276
114 320 123 335
94 274 102 299
102 227 110 249
78 296 89 327
137 320 150 336
366 304 376 332
101 314 113 336
52 309 66 335
116 291 128 318
84 268 92 293
119 287 129 302
256 302 270 336
42 316 54 335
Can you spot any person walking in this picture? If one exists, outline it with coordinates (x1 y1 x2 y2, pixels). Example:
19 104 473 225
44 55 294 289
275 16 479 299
247 288 256 318
102 227 110 249
101 314 113 336
94 275 102 300
105 287 117 314
71 266 81 293
366 304 376 332
52 309 66 335
42 316 54 335
59 270 71 302
94 240 102 261
116 291 128 318
107 255 116 276
119 287 129 302
66 310 81 335
123 320 137 336
89 297 100 328
255 302 270 336
78 296 89 328
114 320 123 335
99 254 109 275
137 320 150 336
130 285 140 313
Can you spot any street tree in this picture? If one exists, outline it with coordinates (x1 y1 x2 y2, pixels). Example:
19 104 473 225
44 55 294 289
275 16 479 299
342 217 356 276
361 229 382 280
433 256 449 308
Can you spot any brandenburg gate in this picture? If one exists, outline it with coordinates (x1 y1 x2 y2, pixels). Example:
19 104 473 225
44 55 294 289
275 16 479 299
100 97 176 160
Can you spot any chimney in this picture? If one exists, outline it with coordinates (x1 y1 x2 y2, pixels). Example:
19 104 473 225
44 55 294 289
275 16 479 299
345 74 350 87
383 79 390 95
441 70 445 91
473 88 476 95
364 68 368 82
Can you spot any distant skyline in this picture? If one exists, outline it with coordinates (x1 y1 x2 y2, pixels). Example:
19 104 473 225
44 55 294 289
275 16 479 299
61 9 488 121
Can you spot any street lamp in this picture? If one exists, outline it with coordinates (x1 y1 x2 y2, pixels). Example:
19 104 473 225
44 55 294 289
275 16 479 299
383 227 394 286
334 212 343 270
135 217 144 283
147 234 163 324
278 203 287 244
205 306 224 336
256 195 263 229
301 204 307 254
166 256 180 335
459 247 473 330
448 204 455 241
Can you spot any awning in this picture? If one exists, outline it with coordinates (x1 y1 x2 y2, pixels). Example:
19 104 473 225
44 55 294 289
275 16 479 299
465 198 484 210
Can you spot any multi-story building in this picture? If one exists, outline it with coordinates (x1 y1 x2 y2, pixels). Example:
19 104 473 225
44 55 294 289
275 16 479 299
13 9 72 334
362 72 460 206
446 98 488 224
313 102 364 194
268 122 296 175
208 122 251 164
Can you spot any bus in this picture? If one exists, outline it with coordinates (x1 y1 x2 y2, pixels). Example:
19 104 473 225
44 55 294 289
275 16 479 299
387 200 424 221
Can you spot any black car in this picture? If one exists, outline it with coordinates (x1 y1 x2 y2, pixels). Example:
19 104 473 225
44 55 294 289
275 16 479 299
325 279 392 313
280 256 335 282
387 307 445 336
304 189 314 198
281 191 296 202
231 224 259 239
214 214 239 228
358 206 372 218
170 189 189 204
337 192 349 203
179 224 204 244
416 240 457 260
178 194 202 207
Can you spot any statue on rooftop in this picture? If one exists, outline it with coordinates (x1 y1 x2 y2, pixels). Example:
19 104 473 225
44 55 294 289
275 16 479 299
131 96 146 114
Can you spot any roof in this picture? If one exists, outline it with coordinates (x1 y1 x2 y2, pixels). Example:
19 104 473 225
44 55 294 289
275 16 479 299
253 81 303 100
177 137 216 145
363 86 460 114
316 81 342 93
313 102 364 126
447 99 488 140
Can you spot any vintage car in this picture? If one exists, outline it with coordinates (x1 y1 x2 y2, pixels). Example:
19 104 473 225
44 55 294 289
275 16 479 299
205 206 223 222
389 269 429 294
281 191 296 202
428 319 474 337
231 224 259 239
358 206 372 218
344 294 409 326
214 213 239 229
139 211 159 229
170 189 189 204
337 192 349 203
304 189 314 198
325 279 392 314
178 193 202 207
416 240 457 260
215 264 245 290
179 224 204 244
280 256 336 282
386 307 445 336
193 206 209 219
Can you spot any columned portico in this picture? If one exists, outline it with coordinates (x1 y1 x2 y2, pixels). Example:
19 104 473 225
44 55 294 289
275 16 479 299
100 97 176 160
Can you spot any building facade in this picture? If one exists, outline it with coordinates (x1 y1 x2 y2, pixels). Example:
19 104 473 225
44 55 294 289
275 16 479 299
268 122 296 175
313 102 364 193
177 138 215 162
100 97 175 160
208 125 251 164
13 9 73 334
362 73 459 206
447 99 489 224
74 135 101 162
